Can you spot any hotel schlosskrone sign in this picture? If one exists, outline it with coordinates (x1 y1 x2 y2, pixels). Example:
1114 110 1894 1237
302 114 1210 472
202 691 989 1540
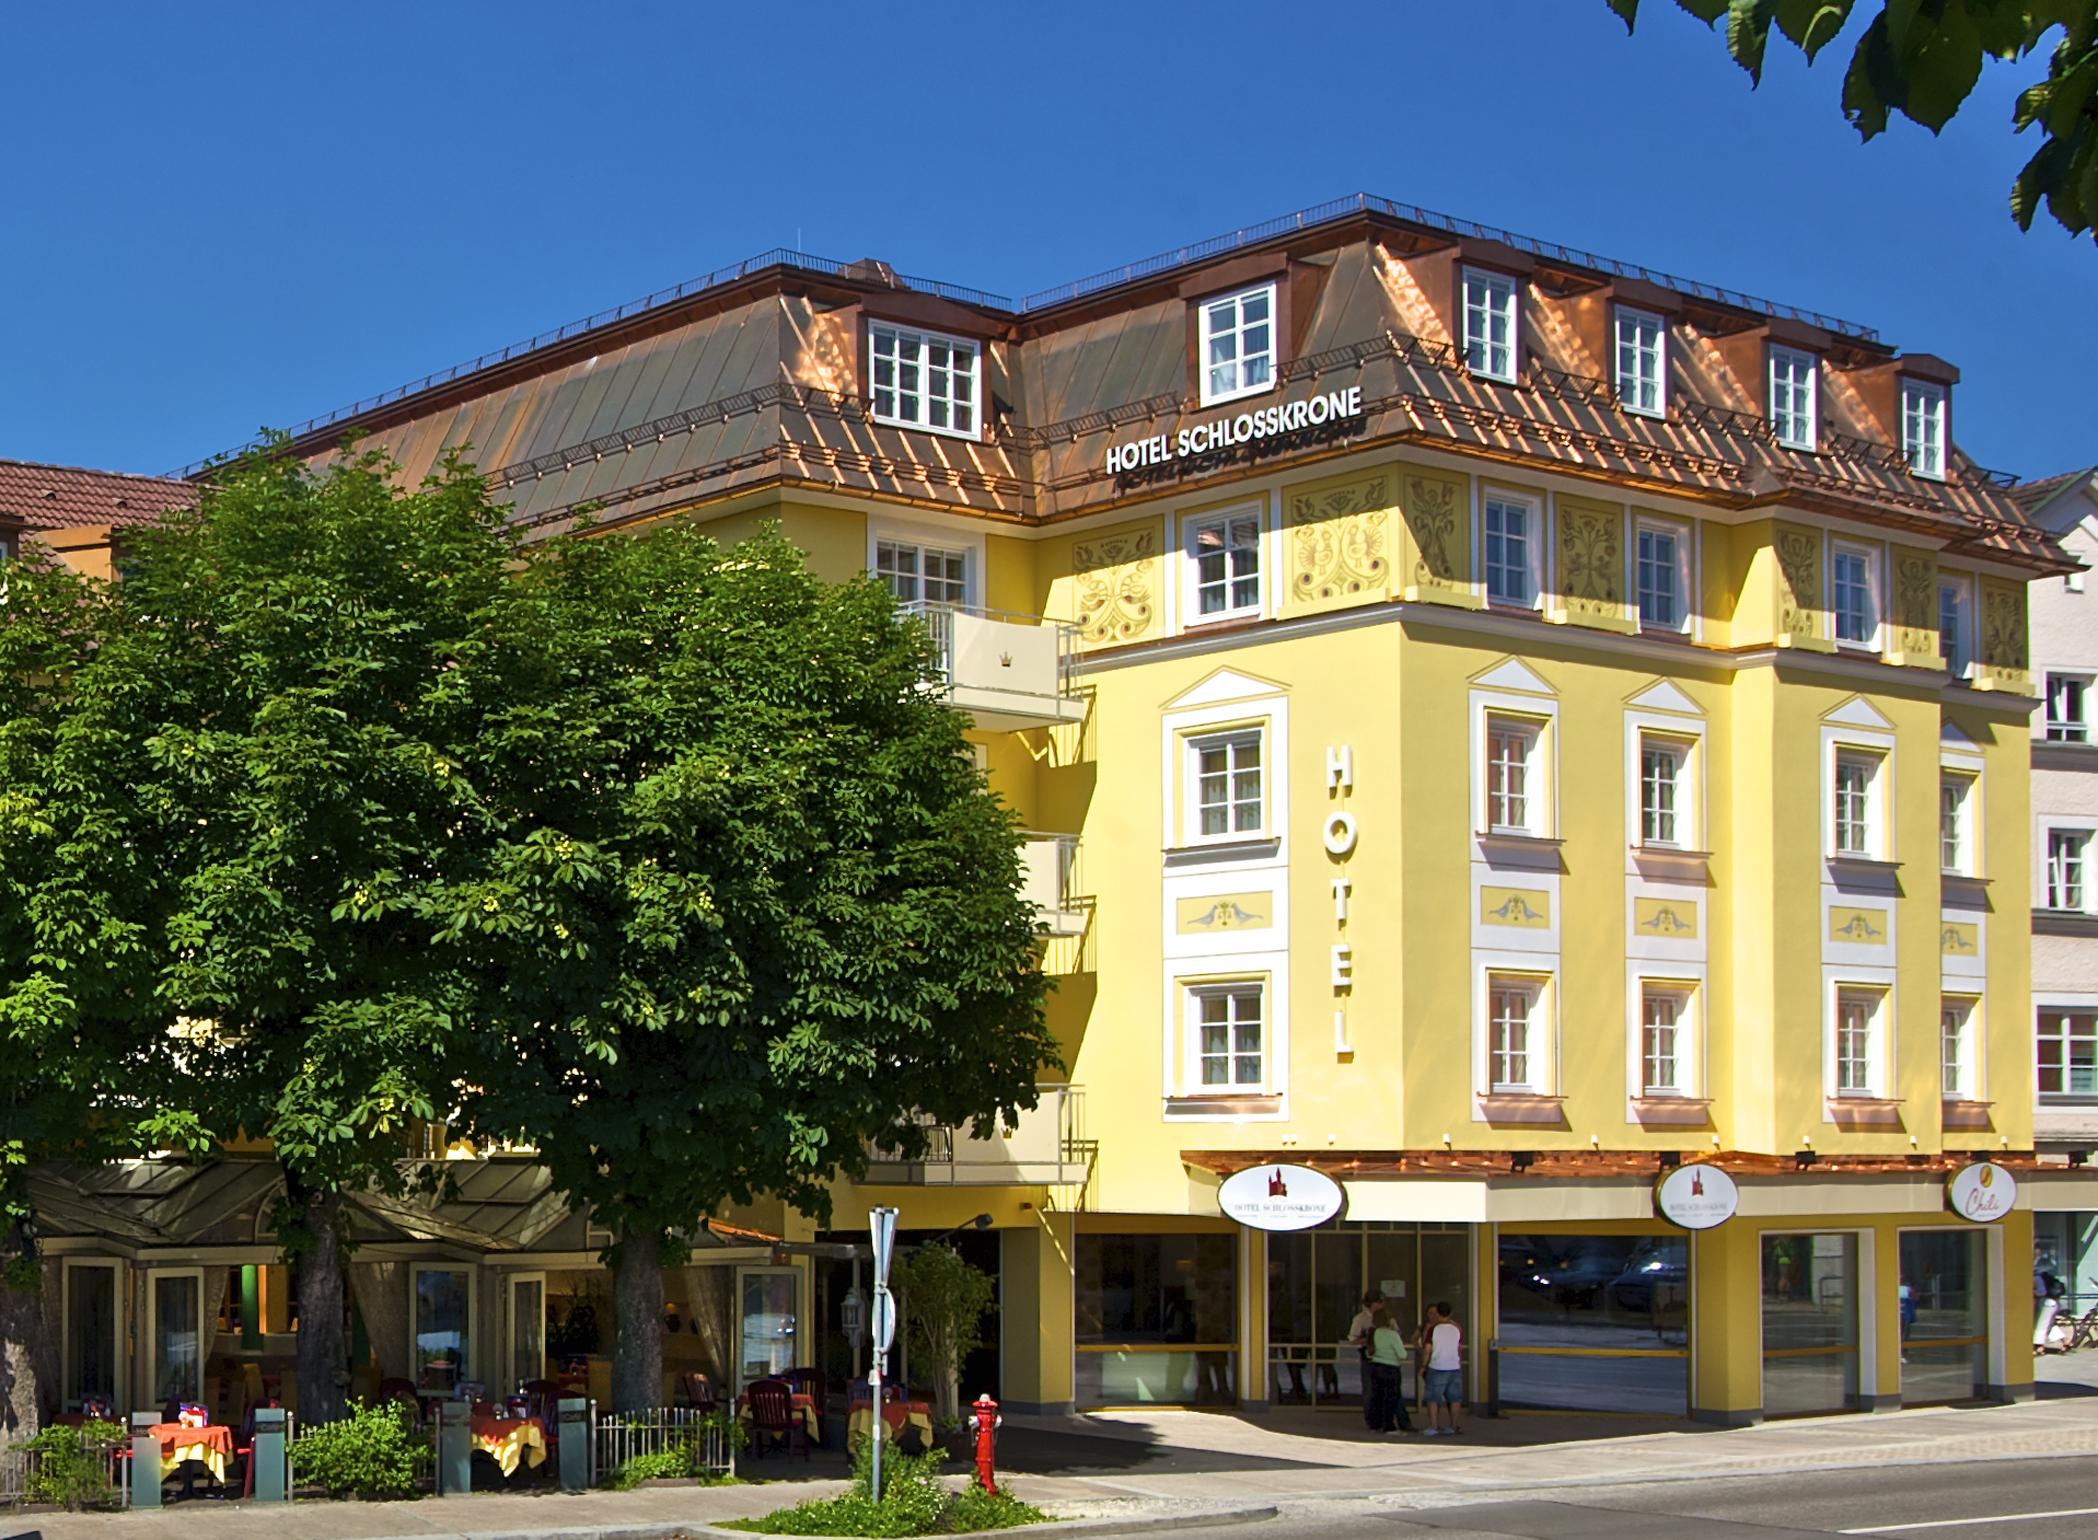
1105 385 1366 487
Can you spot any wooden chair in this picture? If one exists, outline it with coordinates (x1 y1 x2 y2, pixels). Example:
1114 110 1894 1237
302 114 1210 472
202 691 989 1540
377 1376 422 1425
679 1371 718 1414
745 1378 808 1461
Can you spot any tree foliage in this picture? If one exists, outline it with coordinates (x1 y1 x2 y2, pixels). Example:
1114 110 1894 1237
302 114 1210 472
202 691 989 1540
1606 1 2098 241
891 1243 996 1424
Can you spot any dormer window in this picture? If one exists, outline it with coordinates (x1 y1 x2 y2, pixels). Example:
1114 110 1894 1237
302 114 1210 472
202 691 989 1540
1198 283 1275 407
1768 346 1818 450
1902 379 1948 480
1614 308 1666 417
1462 268 1519 383
869 322 979 438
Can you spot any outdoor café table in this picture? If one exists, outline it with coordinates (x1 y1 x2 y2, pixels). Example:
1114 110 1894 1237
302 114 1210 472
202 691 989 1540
148 1421 233 1486
845 1399 935 1450
468 1412 547 1477
737 1390 821 1443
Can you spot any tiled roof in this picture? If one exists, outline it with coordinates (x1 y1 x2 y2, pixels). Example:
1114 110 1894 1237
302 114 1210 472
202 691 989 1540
0 458 197 531
2011 466 2096 513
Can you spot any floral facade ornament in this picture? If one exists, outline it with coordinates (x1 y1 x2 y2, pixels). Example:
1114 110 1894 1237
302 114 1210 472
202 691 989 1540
1558 500 1622 619
1072 525 1160 647
1286 473 1390 607
1774 526 1821 643
1892 549 1937 660
1400 470 1465 596
1980 579 2028 673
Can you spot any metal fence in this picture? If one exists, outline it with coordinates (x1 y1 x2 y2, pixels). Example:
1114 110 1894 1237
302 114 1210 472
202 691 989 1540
590 1404 736 1485
1 1438 130 1509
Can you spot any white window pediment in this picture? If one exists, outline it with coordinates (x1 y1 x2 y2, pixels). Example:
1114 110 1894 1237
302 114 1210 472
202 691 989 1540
1471 655 1555 698
1823 694 1895 733
1626 678 1703 718
1162 666 1288 712
1940 721 1979 751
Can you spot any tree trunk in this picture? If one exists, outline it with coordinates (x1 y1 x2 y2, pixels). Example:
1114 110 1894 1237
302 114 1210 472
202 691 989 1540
0 1227 43 1440
612 1229 664 1413
287 1175 350 1426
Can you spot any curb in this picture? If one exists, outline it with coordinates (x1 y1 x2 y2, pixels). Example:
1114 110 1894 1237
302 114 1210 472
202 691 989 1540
246 1503 1281 1540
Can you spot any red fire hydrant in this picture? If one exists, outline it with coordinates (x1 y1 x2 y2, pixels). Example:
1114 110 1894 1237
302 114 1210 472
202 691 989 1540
966 1392 1001 1494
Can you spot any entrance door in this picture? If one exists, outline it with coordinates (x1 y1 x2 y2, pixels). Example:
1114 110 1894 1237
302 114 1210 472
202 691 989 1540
507 1273 547 1391
736 1268 798 1393
147 1268 205 1412
63 1259 120 1414
1760 1232 1859 1416
1899 1229 1987 1403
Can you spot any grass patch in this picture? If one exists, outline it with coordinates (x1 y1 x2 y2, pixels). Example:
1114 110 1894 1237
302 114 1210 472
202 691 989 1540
723 1447 1051 1536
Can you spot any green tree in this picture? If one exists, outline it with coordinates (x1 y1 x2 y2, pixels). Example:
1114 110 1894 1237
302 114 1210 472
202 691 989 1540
891 1243 996 1425
60 443 522 1424
1606 2 2098 241
445 522 1056 1411
0 555 209 1436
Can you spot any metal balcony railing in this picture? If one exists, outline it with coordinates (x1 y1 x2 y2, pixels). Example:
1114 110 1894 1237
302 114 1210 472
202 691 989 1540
903 601 1084 731
864 1085 1094 1188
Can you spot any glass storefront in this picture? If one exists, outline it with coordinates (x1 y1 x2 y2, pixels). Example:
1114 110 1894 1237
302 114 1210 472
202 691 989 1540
1761 1232 1858 1416
151 1271 203 1406
1264 1223 1470 1408
64 1262 118 1409
1495 1233 1688 1414
1899 1229 1987 1404
1075 1232 1236 1405
413 1264 473 1392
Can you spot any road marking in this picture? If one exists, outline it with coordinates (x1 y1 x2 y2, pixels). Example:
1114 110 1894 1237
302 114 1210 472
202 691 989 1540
1842 1507 2098 1533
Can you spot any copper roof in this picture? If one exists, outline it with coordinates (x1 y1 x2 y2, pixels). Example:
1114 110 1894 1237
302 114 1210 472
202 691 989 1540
0 457 197 531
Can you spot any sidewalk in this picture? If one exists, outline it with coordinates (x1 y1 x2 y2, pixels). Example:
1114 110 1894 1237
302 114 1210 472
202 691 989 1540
10 1389 2098 1539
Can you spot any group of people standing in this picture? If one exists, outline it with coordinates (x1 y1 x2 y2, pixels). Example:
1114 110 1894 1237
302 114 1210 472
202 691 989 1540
1344 1291 1464 1437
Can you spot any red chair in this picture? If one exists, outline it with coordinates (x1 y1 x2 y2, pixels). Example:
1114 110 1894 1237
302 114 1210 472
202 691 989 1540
236 1399 282 1499
745 1378 809 1461
377 1376 421 1424
680 1372 717 1414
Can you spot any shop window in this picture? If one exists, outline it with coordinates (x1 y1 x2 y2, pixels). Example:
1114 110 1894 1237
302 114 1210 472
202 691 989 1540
1462 268 1518 382
1483 493 1541 608
149 1270 204 1407
1898 1229 1986 1403
63 1260 119 1411
869 322 979 437
412 1264 473 1393
1761 1233 1858 1415
1198 283 1276 407
1902 379 1947 480
1615 308 1666 417
1496 1233 1688 1414
2038 1010 2098 1101
1074 1232 1236 1406
1188 728 1264 842
1267 1224 1471 1409
1768 345 1818 450
1185 506 1262 621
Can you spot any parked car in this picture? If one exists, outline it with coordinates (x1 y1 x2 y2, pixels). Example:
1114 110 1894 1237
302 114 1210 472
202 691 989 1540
1609 1243 1689 1313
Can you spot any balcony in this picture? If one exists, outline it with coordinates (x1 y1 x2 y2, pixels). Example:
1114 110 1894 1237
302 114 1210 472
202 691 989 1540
1021 833 1086 936
864 1084 1095 1187
906 602 1085 732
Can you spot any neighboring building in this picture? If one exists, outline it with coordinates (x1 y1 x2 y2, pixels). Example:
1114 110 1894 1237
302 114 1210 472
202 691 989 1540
30 195 2079 1428
2016 467 2098 1316
0 457 198 575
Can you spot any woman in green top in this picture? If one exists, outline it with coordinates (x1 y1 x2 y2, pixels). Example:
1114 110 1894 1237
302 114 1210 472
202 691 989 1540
1365 1304 1411 1433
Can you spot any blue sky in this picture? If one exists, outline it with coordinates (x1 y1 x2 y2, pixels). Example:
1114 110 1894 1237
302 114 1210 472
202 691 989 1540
3 1 2089 479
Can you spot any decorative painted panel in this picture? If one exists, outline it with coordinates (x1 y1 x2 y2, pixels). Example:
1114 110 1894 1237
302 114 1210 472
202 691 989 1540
1176 893 1274 933
1480 887 1551 928
1888 546 1938 666
1975 576 2030 689
1940 920 1979 957
1070 522 1162 650
1827 906 1890 945
1633 897 1699 940
1281 469 1393 617
1773 523 1822 647
1396 465 1474 606
1555 495 1631 631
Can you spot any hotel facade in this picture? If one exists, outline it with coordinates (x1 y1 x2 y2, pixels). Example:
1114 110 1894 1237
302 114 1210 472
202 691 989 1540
16 195 2084 1428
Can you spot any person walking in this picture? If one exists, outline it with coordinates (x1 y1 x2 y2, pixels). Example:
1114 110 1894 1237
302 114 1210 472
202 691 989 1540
1344 1288 1385 1429
1421 1301 1464 1437
1364 1303 1411 1434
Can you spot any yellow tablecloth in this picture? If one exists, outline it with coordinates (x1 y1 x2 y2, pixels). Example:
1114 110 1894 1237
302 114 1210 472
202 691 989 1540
846 1403 935 1449
470 1416 548 1478
738 1394 821 1442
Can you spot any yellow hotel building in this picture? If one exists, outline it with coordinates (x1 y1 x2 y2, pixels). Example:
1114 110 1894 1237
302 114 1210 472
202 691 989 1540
22 196 2080 1427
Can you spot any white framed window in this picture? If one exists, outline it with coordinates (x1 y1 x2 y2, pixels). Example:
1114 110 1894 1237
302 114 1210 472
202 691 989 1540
1941 996 1978 1100
1488 974 1544 1092
1636 519 1691 631
1831 542 1879 648
1833 986 1886 1097
1198 283 1276 407
410 1263 476 1392
869 322 979 437
1640 984 1692 1096
1485 716 1542 835
1938 577 1971 676
62 1258 121 1414
2038 1009 2098 1101
1189 728 1264 843
1615 308 1666 417
1768 345 1818 450
2047 828 2091 912
1185 506 1262 621
1462 267 1518 383
1832 749 1885 859
1902 379 1948 480
1483 493 1541 607
1939 772 1975 875
1189 981 1266 1089
875 538 968 606
2046 673 2090 742
1639 732 1691 848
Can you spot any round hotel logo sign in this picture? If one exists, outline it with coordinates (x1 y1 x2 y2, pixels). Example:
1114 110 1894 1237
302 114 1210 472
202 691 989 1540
1218 1164 1345 1231
1945 1160 2017 1223
1652 1163 1739 1231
